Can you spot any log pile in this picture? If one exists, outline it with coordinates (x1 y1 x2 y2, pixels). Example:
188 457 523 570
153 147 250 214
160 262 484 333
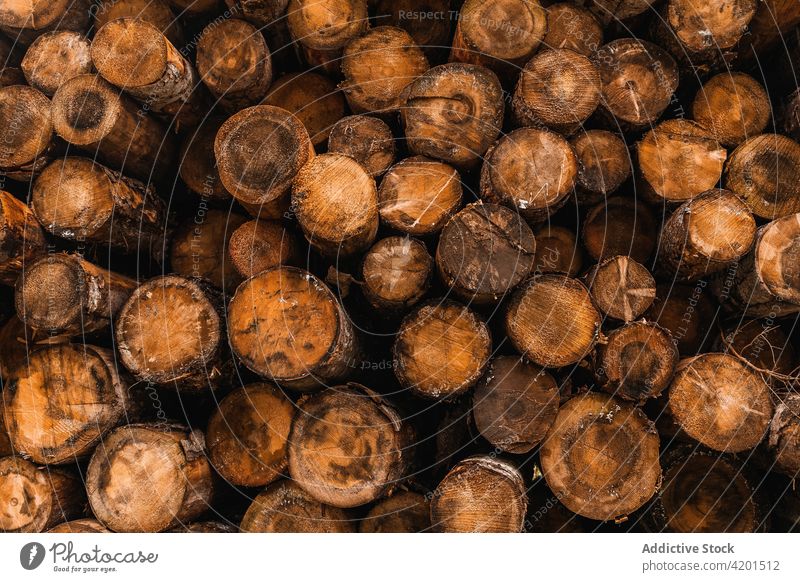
1 0 800 534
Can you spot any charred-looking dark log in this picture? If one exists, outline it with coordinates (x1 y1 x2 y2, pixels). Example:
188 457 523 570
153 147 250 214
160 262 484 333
196 18 272 112
362 236 433 311
505 274 601 368
430 456 527 532
292 153 378 257
0 457 84 532
227 266 357 391
341 26 429 114
596 321 678 404
582 196 658 263
94 0 184 47
215 105 314 207
0 85 53 180
647 446 765 532
450 0 546 79
571 129 631 206
472 356 559 454
532 224 583 276
540 392 661 521
32 157 169 256
3 344 130 464
240 479 356 532
286 0 368 75
86 424 214 532
328 115 395 178
658 189 756 281
91 17 205 126
48 519 111 533
543 3 603 56
21 31 92 96
0 191 46 285
668 353 773 452
769 394 800 477
436 202 536 304
591 38 678 130
51 74 177 181
480 128 578 223
16 254 137 336
378 156 463 236
716 213 800 317
228 219 300 280
393 300 491 399
512 48 601 135
359 491 431 533
263 72 345 147
724 133 800 220
692 72 770 147
637 119 727 205
115 276 228 390
288 383 413 508
207 383 295 488
401 63 504 169
645 282 714 356
586 255 656 322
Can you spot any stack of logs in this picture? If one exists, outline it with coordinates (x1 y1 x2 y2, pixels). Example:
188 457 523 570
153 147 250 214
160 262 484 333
2 0 800 534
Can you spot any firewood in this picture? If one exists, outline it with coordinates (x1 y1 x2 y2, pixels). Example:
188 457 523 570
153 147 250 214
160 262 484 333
0 316 50 382
472 355 559 454
328 115 396 178
582 196 658 263
724 133 800 219
430 455 527 532
591 38 678 130
401 63 504 169
16 254 137 336
436 201 536 304
167 0 221 14
450 0 547 78
21 31 92 96
540 392 661 521
0 0 91 45
362 236 433 311
47 519 111 533
3 343 130 464
668 353 773 452
374 0 451 60
637 119 727 205
692 72 771 147
360 491 431 533
0 457 84 532
169 208 247 291
341 26 429 114
586 255 656 322
227 266 357 390
179 118 230 200
769 394 800 477
480 128 578 222
91 18 206 127
584 0 655 24
214 104 314 207
115 275 228 389
176 521 237 533
196 18 272 112
532 224 583 277
0 85 53 180
596 321 678 403
263 72 345 146
286 0 369 75
645 282 714 356
86 424 214 532
543 3 603 56
378 156 462 236
505 274 601 368
223 0 288 27
292 153 378 257
512 48 601 135
657 188 756 281
571 129 631 205
740 0 800 62
714 319 797 382
206 383 295 487
288 383 413 508
394 300 491 399
228 219 300 279
31 156 169 256
51 74 177 181
94 0 184 46
0 191 46 285
240 479 356 532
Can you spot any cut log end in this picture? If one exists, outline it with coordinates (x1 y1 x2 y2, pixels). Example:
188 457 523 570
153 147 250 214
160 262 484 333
362 236 432 311
328 115 396 178
587 255 656 322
